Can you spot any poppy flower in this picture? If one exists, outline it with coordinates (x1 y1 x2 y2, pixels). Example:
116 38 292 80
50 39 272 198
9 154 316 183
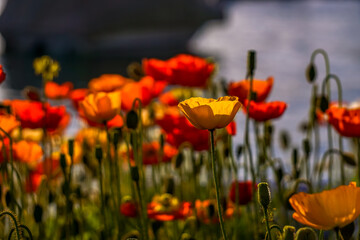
289 182 360 230
326 106 360 138
13 140 43 169
226 121 236 136
6 100 67 132
147 194 192 221
33 55 60 81
44 81 73 99
0 114 20 136
88 74 132 92
228 76 274 103
178 96 241 130
60 140 83 165
0 65 6 84
228 181 255 205
76 128 107 149
156 108 210 151
69 88 89 110
25 171 44 193
143 54 215 88
140 142 178 165
138 76 167 99
159 91 180 106
195 199 235 224
243 100 287 122
80 91 121 123
120 81 152 112
120 196 138 218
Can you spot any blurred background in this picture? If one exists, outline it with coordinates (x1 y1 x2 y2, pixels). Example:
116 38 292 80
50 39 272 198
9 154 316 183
0 0 360 152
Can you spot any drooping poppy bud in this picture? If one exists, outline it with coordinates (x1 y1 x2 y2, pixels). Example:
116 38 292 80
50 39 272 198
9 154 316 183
33 204 43 223
305 63 317 83
282 226 296 240
257 182 271 210
126 110 139 130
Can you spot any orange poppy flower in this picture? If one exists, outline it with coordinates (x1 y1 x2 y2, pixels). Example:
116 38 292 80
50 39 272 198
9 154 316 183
228 76 274 103
44 81 73 99
60 140 83 165
69 88 89 110
143 54 215 88
326 106 360 138
195 199 235 224
80 91 121 123
120 82 152 111
75 127 107 149
289 182 360 230
226 121 236 136
88 74 132 92
13 140 43 169
0 65 6 84
155 108 210 151
0 114 20 136
229 181 256 205
244 100 287 122
25 158 60 192
147 194 192 221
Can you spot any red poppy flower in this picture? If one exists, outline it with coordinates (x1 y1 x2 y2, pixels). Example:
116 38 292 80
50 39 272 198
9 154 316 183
327 106 360 138
229 76 274 103
25 171 44 193
45 81 73 99
156 109 209 151
147 194 192 221
143 54 215 88
138 76 167 99
226 121 236 136
6 100 67 132
244 100 287 122
229 181 256 205
120 200 138 218
69 88 89 110
0 65 6 84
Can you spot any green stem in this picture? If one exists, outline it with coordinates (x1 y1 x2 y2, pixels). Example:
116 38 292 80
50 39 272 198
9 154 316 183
0 211 21 240
264 209 273 240
99 158 107 237
8 224 33 240
135 180 148 240
319 230 324 240
0 127 15 198
317 148 342 189
209 130 228 240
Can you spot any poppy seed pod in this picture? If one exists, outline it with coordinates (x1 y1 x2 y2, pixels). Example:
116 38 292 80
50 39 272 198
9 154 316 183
126 110 139 129
174 152 184 169
33 204 43 223
295 227 317 240
305 63 317 83
130 166 140 182
247 50 256 75
282 226 296 240
257 182 271 210
95 146 103 163
60 153 67 172
279 130 291 150
319 95 329 113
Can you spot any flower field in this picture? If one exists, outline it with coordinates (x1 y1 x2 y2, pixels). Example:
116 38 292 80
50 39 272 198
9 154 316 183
0 50 360 240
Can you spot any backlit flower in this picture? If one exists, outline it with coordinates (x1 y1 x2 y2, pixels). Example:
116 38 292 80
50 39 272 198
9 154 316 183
88 74 132 92
69 88 89 110
45 81 73 99
326 106 360 138
80 91 121 123
228 76 274 103
178 96 241 130
228 181 255 205
195 199 235 224
120 81 152 112
147 194 192 221
13 140 43 169
143 54 215 88
289 182 360 230
0 114 20 136
0 65 6 84
244 100 287 122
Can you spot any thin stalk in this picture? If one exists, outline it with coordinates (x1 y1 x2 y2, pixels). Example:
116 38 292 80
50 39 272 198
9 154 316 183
135 181 148 240
317 148 342 189
0 127 15 197
209 130 227 240
99 159 107 237
319 230 324 240
0 211 21 240
264 209 273 240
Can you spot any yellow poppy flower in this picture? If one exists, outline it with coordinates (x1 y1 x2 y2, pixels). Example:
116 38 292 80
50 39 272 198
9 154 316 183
178 96 241 130
289 182 360 230
80 91 121 123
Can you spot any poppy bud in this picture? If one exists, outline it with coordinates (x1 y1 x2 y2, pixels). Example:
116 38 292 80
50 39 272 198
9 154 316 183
292 148 298 168
236 145 243 159
257 182 271 210
164 177 175 194
68 139 74 157
126 110 139 130
159 133 165 150
283 226 296 240
60 153 67 172
23 86 41 101
130 166 139 182
5 191 12 207
247 50 256 75
319 95 329 113
279 130 291 150
127 62 144 81
113 128 122 147
174 152 184 169
295 227 317 240
302 139 311 159
305 63 317 83
341 152 356 167
33 204 43 223
207 203 215 218
276 167 284 183
95 146 103 163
